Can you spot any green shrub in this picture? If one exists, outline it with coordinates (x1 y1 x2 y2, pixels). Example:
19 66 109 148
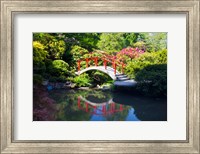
70 45 89 62
33 41 48 75
33 41 48 65
123 49 167 97
135 64 167 97
48 60 69 77
133 41 146 50
73 73 91 87
124 49 167 78
89 70 113 85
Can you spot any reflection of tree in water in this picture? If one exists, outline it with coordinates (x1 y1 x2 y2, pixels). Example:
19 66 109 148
53 96 91 121
50 89 111 100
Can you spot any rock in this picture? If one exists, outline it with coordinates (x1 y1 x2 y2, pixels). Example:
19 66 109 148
42 80 49 86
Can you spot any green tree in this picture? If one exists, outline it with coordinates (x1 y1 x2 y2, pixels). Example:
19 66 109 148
33 41 47 65
33 33 66 60
123 33 138 47
70 45 89 62
133 41 146 51
33 41 47 74
138 33 167 52
63 33 100 51
97 33 126 53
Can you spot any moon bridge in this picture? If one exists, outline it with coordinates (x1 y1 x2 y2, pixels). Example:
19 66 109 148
75 66 120 80
76 51 126 76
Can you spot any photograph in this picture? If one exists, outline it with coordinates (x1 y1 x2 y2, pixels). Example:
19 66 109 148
33 32 167 121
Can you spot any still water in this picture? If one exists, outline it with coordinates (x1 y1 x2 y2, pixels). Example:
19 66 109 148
47 89 167 121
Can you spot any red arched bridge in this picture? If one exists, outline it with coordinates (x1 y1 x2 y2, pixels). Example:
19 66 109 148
75 51 126 80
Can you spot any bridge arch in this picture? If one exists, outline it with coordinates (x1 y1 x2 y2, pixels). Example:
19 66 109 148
75 66 120 80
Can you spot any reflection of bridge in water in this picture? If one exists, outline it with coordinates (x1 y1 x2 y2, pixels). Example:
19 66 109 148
77 96 124 116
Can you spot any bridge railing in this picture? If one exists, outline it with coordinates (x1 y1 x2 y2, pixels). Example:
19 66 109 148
77 50 126 75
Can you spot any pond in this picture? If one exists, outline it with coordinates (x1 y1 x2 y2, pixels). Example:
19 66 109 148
45 89 167 121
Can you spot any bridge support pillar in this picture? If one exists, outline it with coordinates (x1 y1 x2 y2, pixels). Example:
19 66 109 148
112 59 115 68
77 61 81 72
86 58 89 68
114 63 116 75
94 57 98 66
103 59 107 69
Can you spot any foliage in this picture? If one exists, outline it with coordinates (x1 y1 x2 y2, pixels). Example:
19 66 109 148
33 33 66 60
97 33 143 53
123 33 138 47
124 49 167 78
70 45 89 62
33 41 47 64
73 73 91 87
48 60 69 78
88 70 113 85
116 47 144 62
63 33 100 51
33 41 47 74
123 49 167 97
48 39 65 59
135 64 167 97
97 33 126 53
33 33 67 79
133 41 146 51
138 33 167 52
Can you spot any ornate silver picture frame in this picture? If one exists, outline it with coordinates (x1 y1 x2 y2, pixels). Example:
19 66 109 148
1 0 199 153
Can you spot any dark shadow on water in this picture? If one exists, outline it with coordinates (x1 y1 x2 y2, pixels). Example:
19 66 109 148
112 92 167 121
